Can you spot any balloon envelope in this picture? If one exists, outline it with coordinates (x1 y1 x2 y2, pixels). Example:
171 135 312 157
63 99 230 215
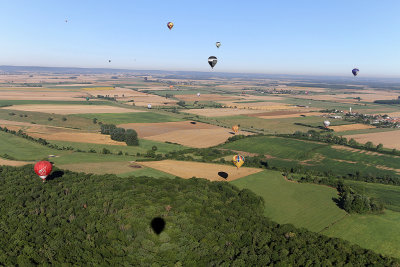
147 104 152 109
232 125 239 133
167 22 174 30
208 56 217 69
197 92 200 97
216 42 221 48
232 155 245 168
352 68 359 76
323 120 330 127
34 161 53 180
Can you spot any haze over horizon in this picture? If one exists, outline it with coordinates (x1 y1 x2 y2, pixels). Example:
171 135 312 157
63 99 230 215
1 0 399 77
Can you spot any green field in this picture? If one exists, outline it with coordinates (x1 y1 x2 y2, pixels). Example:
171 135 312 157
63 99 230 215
322 210 400 259
221 136 400 177
344 180 400 212
75 112 184 124
48 139 187 155
231 170 347 232
0 109 99 130
206 115 322 134
0 131 62 160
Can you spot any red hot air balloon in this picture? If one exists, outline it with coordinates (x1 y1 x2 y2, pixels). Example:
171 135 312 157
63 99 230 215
34 161 53 182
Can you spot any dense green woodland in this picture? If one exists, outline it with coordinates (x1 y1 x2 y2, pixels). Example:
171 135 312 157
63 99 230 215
0 166 398 266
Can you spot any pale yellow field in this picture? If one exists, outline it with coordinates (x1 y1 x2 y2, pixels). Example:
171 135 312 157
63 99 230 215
345 130 400 149
219 100 297 111
184 108 264 117
119 121 252 148
175 94 239 102
2 104 143 114
330 124 376 132
138 160 262 181
0 90 87 101
0 158 33 166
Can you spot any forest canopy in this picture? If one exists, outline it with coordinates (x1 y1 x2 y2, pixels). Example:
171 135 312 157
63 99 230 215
0 165 398 266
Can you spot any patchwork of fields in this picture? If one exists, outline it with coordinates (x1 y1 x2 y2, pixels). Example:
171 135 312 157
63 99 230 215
1 75 400 260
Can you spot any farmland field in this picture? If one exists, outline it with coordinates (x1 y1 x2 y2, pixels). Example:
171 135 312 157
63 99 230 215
76 112 184 124
138 160 262 181
345 130 400 150
231 170 347 232
322 210 400 259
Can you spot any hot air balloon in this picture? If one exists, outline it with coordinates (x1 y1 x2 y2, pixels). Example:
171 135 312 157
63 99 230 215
232 155 245 169
323 120 330 128
208 56 217 69
86 97 89 101
167 22 174 30
34 161 53 182
352 68 359 76
169 85 174 89
216 42 221 48
108 60 111 63
197 92 200 97
147 104 152 109
232 125 239 133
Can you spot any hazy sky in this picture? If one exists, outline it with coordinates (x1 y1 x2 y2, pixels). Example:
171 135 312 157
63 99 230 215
0 0 399 77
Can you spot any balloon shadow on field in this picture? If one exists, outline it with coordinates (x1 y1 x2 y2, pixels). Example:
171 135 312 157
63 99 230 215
151 217 166 235
46 170 65 181
218 171 229 179
190 121 197 125
229 131 235 135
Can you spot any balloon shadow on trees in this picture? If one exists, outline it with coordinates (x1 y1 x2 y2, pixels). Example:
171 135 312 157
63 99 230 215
218 171 228 179
151 217 166 235
46 170 65 181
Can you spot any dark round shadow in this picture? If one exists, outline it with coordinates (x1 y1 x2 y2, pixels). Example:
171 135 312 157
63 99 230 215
46 170 64 181
151 217 166 235
190 121 197 124
218 171 229 179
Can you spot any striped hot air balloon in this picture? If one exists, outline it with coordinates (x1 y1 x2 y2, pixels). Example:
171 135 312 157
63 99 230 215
232 155 245 169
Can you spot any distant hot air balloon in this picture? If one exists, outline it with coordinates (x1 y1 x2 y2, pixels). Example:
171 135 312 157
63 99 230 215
197 92 200 97
216 42 221 48
232 155 245 169
34 161 53 182
65 19 68 23
147 104 152 109
208 56 217 69
86 97 89 101
169 85 174 89
167 22 174 30
108 60 111 63
352 68 359 76
323 120 330 128
232 125 239 133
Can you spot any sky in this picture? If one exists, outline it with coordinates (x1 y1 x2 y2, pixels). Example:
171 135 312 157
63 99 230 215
0 0 399 77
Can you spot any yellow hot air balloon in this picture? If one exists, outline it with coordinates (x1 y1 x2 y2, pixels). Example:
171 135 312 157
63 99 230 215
232 155 245 169
167 22 174 30
232 125 239 133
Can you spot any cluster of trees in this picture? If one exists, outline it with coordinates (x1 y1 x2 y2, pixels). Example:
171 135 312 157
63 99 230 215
337 181 384 214
96 95 116 101
374 99 400 105
0 165 397 266
100 124 139 146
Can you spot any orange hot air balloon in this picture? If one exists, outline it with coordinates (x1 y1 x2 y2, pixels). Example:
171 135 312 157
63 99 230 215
167 22 174 30
169 85 174 89
232 155 245 169
232 125 239 133
34 161 53 182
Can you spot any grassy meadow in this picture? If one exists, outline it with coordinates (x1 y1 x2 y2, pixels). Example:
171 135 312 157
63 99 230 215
231 170 347 232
